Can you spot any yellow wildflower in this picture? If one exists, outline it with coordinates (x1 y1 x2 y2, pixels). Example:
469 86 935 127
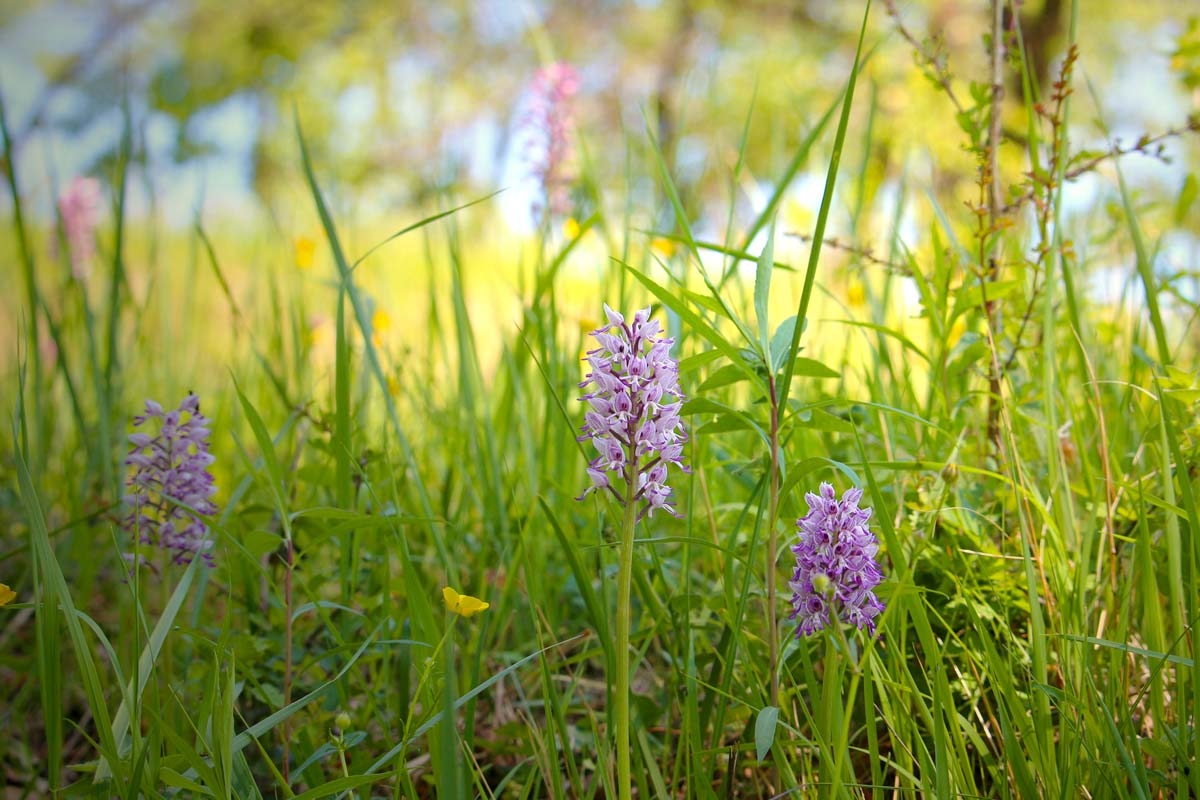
442 586 489 618
387 374 401 396
847 279 867 308
295 236 316 270
563 217 581 239
371 309 392 348
650 237 676 258
0 583 15 606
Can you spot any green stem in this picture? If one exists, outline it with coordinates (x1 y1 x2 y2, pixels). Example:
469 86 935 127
767 376 781 708
283 537 294 784
336 734 355 800
615 462 638 800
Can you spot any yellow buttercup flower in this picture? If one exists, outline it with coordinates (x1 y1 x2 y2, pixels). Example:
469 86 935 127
0 583 15 606
387 374 401 396
563 217 581 239
443 586 489 618
650 237 676 258
295 236 316 270
371 309 392 348
847 279 867 308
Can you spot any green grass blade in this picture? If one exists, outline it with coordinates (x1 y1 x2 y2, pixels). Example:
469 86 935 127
777 0 873 413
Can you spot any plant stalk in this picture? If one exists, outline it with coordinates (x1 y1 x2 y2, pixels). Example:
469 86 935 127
767 376 781 708
615 455 639 800
283 537 294 783
984 0 1006 456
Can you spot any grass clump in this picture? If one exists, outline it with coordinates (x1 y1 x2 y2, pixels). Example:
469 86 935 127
2 1 1199 797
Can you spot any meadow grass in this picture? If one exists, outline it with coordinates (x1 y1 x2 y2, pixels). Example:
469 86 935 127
3 1 1199 797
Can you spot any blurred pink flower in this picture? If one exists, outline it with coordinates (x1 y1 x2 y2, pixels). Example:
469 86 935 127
38 317 58 365
523 62 580 222
57 176 103 279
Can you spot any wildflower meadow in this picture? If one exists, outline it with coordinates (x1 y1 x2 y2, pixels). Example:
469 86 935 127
2 0 1199 797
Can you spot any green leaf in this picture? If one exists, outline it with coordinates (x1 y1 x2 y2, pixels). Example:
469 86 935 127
769 316 798 372
678 350 723 374
789 357 840 380
349 191 502 271
623 262 764 394
363 633 587 774
792 408 853 433
289 601 363 625
160 767 215 796
16 441 125 792
1175 173 1197 225
825 318 929 364
295 111 444 573
1059 634 1194 667
538 498 611 653
1164 365 1195 387
754 217 776 354
680 398 731 416
780 457 861 501
699 364 751 393
227 627 381 757
1166 388 1200 404
683 289 726 316
951 279 1020 319
292 774 393 800
698 414 755 435
100 557 203 781
232 378 291 540
776 0 872 413
243 530 283 559
737 89 843 255
641 110 756 345
754 705 780 762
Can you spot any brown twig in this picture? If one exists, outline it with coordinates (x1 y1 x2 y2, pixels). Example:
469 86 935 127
881 0 966 117
1001 118 1200 215
1002 46 1079 375
982 0 1007 458
783 231 911 275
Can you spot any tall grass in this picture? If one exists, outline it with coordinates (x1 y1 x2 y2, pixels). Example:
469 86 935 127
2 2 1199 797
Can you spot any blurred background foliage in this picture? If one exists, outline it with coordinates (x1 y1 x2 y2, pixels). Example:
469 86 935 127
2 0 1196 226
3 2 1200 796
2 0 1199 464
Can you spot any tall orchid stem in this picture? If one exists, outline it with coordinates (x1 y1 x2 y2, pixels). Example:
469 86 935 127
766 376 782 708
615 452 638 800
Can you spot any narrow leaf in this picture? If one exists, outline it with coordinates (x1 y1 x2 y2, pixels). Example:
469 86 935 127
755 705 780 762
754 217 776 355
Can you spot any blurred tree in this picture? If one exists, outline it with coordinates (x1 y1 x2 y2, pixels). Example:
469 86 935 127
1 0 1192 224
